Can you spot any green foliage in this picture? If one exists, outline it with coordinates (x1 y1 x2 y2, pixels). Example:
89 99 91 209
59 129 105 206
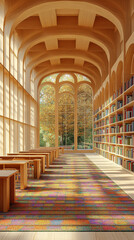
58 93 74 148
40 129 46 147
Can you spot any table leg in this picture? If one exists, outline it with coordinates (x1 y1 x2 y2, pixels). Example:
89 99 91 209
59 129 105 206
54 150 56 159
42 157 45 173
52 151 54 162
50 152 53 164
57 149 59 157
10 175 15 204
46 155 49 168
20 164 27 190
34 161 41 179
37 161 41 179
3 178 10 212
0 179 3 211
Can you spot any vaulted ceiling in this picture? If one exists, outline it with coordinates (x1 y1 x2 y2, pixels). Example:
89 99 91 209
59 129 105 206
4 0 129 93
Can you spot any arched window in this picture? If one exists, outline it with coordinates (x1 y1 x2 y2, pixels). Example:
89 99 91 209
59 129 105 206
40 85 55 147
58 93 74 149
41 73 58 83
59 74 74 83
75 73 91 83
77 84 93 149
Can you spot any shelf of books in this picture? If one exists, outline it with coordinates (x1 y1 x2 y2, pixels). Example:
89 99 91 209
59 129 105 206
94 76 134 173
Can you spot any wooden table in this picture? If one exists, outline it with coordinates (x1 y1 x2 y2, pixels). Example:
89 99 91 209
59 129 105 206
8 152 50 168
59 147 64 154
32 147 59 158
0 160 28 190
35 147 64 156
0 157 41 180
0 170 18 212
20 150 53 164
0 155 45 173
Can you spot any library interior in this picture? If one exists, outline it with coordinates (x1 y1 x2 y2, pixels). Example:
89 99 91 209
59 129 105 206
0 0 134 238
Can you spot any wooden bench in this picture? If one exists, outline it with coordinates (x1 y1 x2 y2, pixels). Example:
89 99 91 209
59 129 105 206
0 170 18 212
0 155 45 173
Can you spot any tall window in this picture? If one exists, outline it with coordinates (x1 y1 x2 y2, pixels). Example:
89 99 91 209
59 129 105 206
39 73 93 150
77 84 93 149
40 85 55 147
58 93 74 149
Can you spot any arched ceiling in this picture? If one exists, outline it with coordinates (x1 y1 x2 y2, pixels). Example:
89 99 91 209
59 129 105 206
4 0 127 93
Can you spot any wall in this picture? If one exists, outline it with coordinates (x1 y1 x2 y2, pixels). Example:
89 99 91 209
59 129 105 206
0 2 38 154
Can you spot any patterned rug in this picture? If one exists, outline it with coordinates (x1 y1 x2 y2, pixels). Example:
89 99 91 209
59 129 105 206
0 153 134 232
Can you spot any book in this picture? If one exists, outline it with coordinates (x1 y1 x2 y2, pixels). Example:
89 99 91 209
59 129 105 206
117 136 123 144
124 92 134 105
125 148 134 158
125 122 134 132
124 76 134 91
111 104 116 113
117 113 123 121
117 100 123 109
125 107 134 119
117 125 123 133
124 135 134 145
110 116 116 123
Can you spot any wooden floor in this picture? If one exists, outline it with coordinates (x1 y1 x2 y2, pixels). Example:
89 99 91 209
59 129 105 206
0 153 134 239
0 231 134 239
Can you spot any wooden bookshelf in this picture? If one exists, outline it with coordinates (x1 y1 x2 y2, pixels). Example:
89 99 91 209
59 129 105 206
94 76 134 173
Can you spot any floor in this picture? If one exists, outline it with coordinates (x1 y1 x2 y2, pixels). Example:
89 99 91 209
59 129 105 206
86 153 134 201
0 231 134 240
0 153 134 239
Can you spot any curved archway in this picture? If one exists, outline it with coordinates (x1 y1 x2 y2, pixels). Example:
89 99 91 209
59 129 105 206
7 1 124 41
125 43 134 81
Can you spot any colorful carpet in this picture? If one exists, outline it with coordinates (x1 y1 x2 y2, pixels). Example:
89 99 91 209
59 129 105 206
0 153 134 231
